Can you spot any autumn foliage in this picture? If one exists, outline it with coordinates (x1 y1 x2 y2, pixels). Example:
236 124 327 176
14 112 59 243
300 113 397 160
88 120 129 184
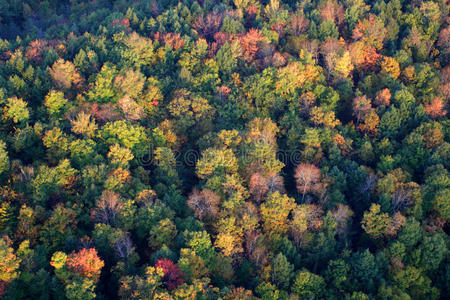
187 189 221 221
0 0 448 298
294 163 322 201
425 97 447 119
154 259 185 290
66 248 104 280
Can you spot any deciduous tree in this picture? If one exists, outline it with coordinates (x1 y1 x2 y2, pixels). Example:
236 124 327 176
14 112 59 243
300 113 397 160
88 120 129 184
187 189 220 222
294 163 322 201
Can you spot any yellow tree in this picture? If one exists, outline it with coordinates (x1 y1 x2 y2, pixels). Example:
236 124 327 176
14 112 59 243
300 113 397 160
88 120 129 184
214 217 244 257
0 237 21 283
261 192 296 235
361 204 390 239
380 56 400 79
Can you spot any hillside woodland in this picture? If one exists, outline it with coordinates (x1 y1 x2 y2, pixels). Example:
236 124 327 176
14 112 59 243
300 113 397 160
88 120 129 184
0 0 449 299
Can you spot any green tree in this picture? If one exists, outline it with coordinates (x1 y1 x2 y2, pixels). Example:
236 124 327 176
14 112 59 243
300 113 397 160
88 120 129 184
414 233 447 272
292 270 326 299
100 120 150 157
31 159 77 204
148 218 177 250
44 90 68 117
0 139 9 175
271 253 294 290
350 249 384 294
3 96 29 123
87 64 119 103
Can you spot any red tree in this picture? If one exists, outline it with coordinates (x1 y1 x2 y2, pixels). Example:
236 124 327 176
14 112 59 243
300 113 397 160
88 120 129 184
374 88 391 106
238 29 267 63
154 259 185 290
66 248 104 281
425 97 447 119
163 33 185 50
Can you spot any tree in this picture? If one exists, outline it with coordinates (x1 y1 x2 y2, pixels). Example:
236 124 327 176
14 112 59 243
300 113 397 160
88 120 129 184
178 248 209 282
350 249 383 294
292 270 325 298
86 64 118 103
391 266 439 300
118 267 164 299
148 218 177 249
121 32 156 68
294 163 322 201
374 88 391 106
334 51 354 79
276 62 320 97
107 144 134 168
398 217 423 248
49 59 83 91
154 259 185 290
290 204 323 247
31 159 77 204
0 140 9 175
416 233 447 272
100 120 150 157
91 190 123 226
352 95 372 125
425 97 447 119
358 110 380 136
238 28 268 63
271 253 294 290
214 216 244 257
380 57 400 79
64 278 97 300
260 192 295 235
196 148 239 180
193 12 223 41
325 259 350 292
289 12 310 36
0 237 21 283
117 96 145 121
44 90 68 117
3 96 29 123
331 204 354 238
50 248 103 300
433 189 450 221
42 127 69 163
352 14 386 50
114 69 145 100
310 106 340 128
249 173 269 203
361 204 390 239
187 189 220 222
66 248 104 281
70 112 98 138
168 90 215 131
319 1 344 26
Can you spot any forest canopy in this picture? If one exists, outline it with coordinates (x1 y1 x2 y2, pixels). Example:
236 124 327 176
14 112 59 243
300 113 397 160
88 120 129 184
0 0 449 299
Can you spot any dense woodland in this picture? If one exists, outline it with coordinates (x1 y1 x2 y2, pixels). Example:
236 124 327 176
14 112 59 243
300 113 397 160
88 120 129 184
0 0 449 299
